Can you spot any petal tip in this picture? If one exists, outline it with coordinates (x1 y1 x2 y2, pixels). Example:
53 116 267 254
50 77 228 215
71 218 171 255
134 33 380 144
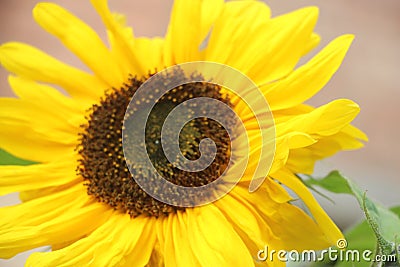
300 6 320 19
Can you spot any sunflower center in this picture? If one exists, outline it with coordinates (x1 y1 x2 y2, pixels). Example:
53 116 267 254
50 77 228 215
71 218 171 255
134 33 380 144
77 69 235 217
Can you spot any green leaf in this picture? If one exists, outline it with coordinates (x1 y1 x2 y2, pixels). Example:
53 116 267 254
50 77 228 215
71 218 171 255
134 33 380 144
0 149 36 166
338 221 375 267
305 171 353 195
304 171 400 266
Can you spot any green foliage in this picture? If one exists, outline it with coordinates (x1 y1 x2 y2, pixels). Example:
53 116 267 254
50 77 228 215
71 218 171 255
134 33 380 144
305 171 400 267
0 149 36 166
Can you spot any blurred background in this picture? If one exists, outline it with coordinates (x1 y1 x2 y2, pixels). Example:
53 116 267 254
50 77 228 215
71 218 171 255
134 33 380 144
0 0 399 266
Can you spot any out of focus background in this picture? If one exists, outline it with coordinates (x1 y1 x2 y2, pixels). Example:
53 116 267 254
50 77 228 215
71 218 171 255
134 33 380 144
0 0 399 266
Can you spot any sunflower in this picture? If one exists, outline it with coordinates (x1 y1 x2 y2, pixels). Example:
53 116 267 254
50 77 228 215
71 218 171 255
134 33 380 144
0 0 367 266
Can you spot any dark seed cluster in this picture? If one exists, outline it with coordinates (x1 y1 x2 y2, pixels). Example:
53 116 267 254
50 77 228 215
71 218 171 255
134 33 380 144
77 69 236 217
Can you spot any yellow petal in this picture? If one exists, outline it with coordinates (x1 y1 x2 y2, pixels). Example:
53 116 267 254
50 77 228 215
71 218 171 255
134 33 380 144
164 0 224 64
269 136 290 175
0 98 77 138
0 42 105 100
272 168 344 246
0 185 110 259
205 1 271 66
0 77 87 162
199 0 225 42
341 124 368 141
133 37 165 73
265 202 331 250
261 177 293 204
267 132 316 174
284 132 317 149
248 7 319 83
214 191 267 256
176 211 202 266
302 32 321 55
163 215 178 266
18 179 80 203
8 75 86 114
26 214 154 267
0 160 79 196
147 237 164 267
208 6 318 84
155 217 166 257
7 75 87 130
0 184 83 228
316 131 365 152
0 98 78 162
186 205 254 267
163 212 197 267
272 104 315 124
285 148 318 174
237 182 330 251
0 126 74 163
90 0 145 76
33 3 125 87
7 75 86 134
286 130 366 174
263 35 354 110
237 130 315 179
123 217 157 267
228 136 274 184
232 183 284 220
276 99 360 137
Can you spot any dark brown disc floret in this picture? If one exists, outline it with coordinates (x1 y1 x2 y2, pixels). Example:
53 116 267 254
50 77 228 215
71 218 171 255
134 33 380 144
77 69 236 217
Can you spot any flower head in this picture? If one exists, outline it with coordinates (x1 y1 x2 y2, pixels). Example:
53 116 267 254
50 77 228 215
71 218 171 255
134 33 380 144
0 0 367 266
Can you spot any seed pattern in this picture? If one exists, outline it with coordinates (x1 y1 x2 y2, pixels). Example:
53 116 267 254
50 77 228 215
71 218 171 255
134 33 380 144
77 69 235 217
